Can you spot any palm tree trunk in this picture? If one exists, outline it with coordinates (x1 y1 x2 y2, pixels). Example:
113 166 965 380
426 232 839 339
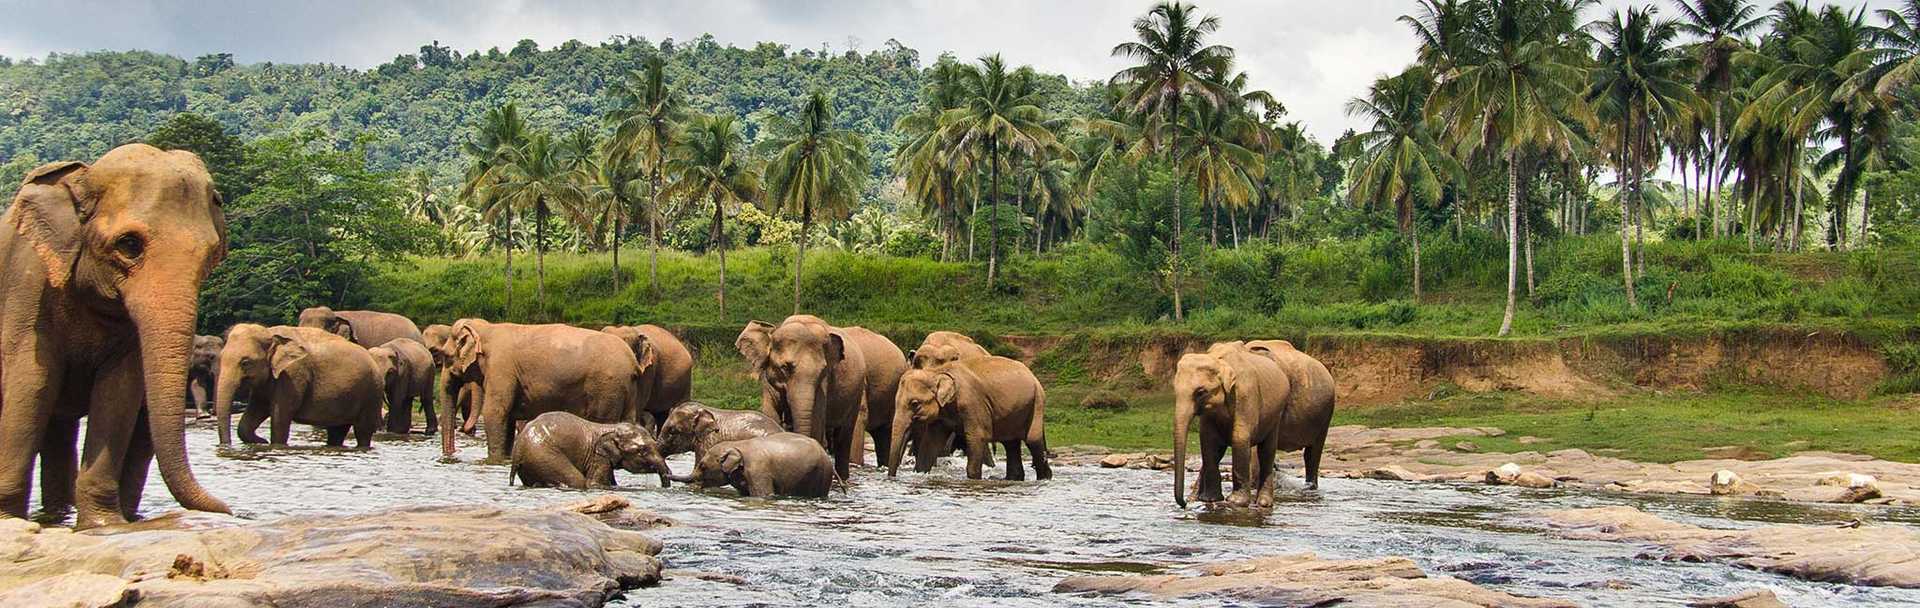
536 200 548 319
713 194 728 318
967 172 978 262
1499 151 1519 337
1861 188 1871 245
612 212 622 295
1208 191 1219 247
1524 198 1536 297
794 203 810 315
1229 200 1241 248
1033 201 1043 256
1411 223 1422 304
1171 159 1185 322
988 139 1000 289
504 209 515 317
649 168 662 295
1711 106 1723 238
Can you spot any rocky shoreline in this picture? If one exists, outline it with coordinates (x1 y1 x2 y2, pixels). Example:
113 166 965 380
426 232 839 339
1536 506 1920 588
1057 424 1919 506
1053 553 1579 607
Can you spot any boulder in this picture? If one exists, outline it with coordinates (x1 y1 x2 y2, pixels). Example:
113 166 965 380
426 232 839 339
1053 553 1575 607
1780 484 1882 503
1485 463 1555 488
0 499 665 608
1709 470 1762 496
1536 506 1920 588
1364 466 1431 482
1099 454 1138 468
1413 439 1440 450
1687 589 1789 608
1454 441 1480 452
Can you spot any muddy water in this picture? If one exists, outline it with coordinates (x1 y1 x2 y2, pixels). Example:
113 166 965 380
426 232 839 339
126 423 1920 607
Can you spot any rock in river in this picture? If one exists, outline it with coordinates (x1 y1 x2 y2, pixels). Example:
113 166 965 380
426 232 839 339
1535 506 1920 588
1053 553 1576 607
0 498 665 608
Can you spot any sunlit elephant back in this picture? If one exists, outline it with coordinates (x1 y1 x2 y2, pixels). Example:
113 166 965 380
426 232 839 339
439 320 650 462
298 306 424 349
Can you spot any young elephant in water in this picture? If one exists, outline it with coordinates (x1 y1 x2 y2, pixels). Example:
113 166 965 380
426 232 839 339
888 356 1051 481
657 402 785 465
509 412 671 489
671 432 837 498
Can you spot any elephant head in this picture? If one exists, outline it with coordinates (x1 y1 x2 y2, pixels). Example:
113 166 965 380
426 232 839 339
907 332 987 370
298 306 357 342
214 325 311 444
8 145 232 513
760 320 849 440
438 319 490 453
1171 351 1236 509
658 402 716 457
190 336 225 376
368 344 401 393
678 443 748 489
597 423 671 487
422 324 454 355
736 320 776 376
887 368 957 476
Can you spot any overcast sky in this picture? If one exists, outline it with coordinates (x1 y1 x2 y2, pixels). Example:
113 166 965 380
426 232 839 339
0 0 1900 143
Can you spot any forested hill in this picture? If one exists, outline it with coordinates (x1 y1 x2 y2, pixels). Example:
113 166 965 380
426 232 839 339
0 35 1098 182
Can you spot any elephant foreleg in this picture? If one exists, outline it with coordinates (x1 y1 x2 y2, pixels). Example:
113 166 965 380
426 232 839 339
480 387 515 463
419 383 436 436
324 426 348 447
1196 425 1227 504
1255 433 1279 508
36 416 79 520
0 338 63 520
356 398 380 449
75 353 142 529
237 401 270 444
1303 439 1324 490
582 460 613 489
116 411 154 522
1002 439 1024 481
964 435 991 480
385 385 411 435
1225 427 1257 507
188 380 212 418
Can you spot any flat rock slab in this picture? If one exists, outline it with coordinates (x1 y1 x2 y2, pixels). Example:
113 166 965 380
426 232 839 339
1536 506 1920 588
0 499 664 608
1053 553 1576 607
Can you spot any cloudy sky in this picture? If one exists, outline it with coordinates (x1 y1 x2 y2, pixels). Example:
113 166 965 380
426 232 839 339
0 0 1901 142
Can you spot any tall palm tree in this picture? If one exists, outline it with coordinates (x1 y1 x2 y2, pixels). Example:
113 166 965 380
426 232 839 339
484 130 595 317
1111 1 1235 321
1589 6 1703 309
1742 3 1879 249
895 57 970 261
460 103 531 316
588 138 649 288
662 114 761 319
938 55 1059 288
1348 64 1459 303
1175 100 1264 249
1858 0 1920 97
607 55 686 294
760 90 869 314
1427 0 1591 336
1673 0 1767 238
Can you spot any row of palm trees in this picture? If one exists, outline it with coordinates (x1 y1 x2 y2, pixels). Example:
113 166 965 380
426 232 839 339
459 57 868 317
1345 0 1920 335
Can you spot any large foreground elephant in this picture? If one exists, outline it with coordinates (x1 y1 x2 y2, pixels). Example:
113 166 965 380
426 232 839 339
0 144 231 529
215 324 385 448
888 356 1050 480
440 320 649 462
601 325 694 429
1172 341 1328 509
736 315 907 478
299 306 424 349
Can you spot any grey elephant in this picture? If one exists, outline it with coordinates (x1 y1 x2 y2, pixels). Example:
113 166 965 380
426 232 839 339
601 325 694 430
423 323 479 435
736 315 907 478
888 356 1051 481
1173 341 1330 509
298 306 424 349
509 412 671 489
669 432 837 498
369 338 436 435
0 144 231 528
657 402 784 465
187 335 225 419
215 324 385 448
440 320 649 462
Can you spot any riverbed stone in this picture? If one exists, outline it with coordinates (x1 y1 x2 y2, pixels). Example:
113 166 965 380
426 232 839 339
1053 553 1575 607
0 500 666 607
1454 441 1479 452
1535 505 1920 588
1364 466 1432 482
1710 470 1762 496
1687 589 1788 608
1485 463 1556 488
1099 453 1132 468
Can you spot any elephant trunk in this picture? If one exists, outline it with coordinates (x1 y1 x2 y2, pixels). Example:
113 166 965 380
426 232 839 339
213 361 243 446
787 372 823 448
887 403 912 477
438 370 459 457
128 293 231 515
1173 398 1193 509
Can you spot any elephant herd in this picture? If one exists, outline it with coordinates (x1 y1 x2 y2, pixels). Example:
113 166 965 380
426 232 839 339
0 145 1336 531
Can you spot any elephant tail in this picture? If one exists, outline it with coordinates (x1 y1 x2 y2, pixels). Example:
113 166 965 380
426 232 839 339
832 465 848 496
507 463 518 486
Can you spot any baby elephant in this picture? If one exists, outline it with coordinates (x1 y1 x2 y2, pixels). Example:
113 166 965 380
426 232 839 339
510 412 671 489
657 401 785 463
888 356 1051 481
671 432 837 498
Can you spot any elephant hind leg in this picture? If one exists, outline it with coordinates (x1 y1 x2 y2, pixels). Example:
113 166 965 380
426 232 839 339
1002 440 1024 481
36 416 79 521
1255 435 1279 508
1303 440 1324 490
385 389 412 435
325 426 349 447
117 412 154 522
1025 435 1051 481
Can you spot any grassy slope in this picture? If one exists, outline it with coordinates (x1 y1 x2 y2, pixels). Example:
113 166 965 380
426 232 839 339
369 237 1920 463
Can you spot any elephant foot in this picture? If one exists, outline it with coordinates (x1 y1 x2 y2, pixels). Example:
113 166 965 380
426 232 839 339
73 507 129 531
1224 490 1254 508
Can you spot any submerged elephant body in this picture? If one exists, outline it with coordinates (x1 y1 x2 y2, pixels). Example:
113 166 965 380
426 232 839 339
601 325 694 429
1172 341 1331 509
510 411 670 489
215 324 385 448
0 144 231 528
888 356 1051 480
737 315 906 478
657 402 784 466
440 320 649 462
369 338 436 435
298 307 424 349
676 432 837 498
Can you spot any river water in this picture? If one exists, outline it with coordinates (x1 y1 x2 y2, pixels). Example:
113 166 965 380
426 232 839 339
122 423 1920 607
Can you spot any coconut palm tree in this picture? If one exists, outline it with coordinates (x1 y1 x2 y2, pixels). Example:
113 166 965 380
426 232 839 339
760 90 869 314
460 103 531 315
1426 0 1591 336
1175 100 1264 250
662 114 761 319
895 57 971 260
1110 1 1235 321
1347 64 1459 303
938 55 1059 288
1589 5 1703 308
607 54 686 294
483 130 595 317
588 138 649 287
1673 0 1767 237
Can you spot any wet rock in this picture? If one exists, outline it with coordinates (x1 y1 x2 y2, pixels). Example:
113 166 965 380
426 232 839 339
1687 589 1788 608
1710 470 1762 496
1780 484 1881 503
1099 454 1133 468
1364 466 1432 482
1454 441 1480 452
0 502 665 607
1485 463 1555 489
1053 553 1575 607
1536 506 1920 588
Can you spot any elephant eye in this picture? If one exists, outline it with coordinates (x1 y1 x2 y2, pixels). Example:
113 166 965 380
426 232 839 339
113 233 146 261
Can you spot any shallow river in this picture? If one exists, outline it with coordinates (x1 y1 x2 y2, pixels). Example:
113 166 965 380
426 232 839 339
122 423 1920 607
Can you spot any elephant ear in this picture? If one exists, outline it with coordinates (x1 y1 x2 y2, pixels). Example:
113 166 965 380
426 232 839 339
825 331 848 365
332 318 358 342
9 161 96 289
452 325 486 375
630 335 658 375
592 432 623 464
736 320 774 368
933 373 959 410
718 447 745 476
1214 356 1239 394
268 333 310 380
